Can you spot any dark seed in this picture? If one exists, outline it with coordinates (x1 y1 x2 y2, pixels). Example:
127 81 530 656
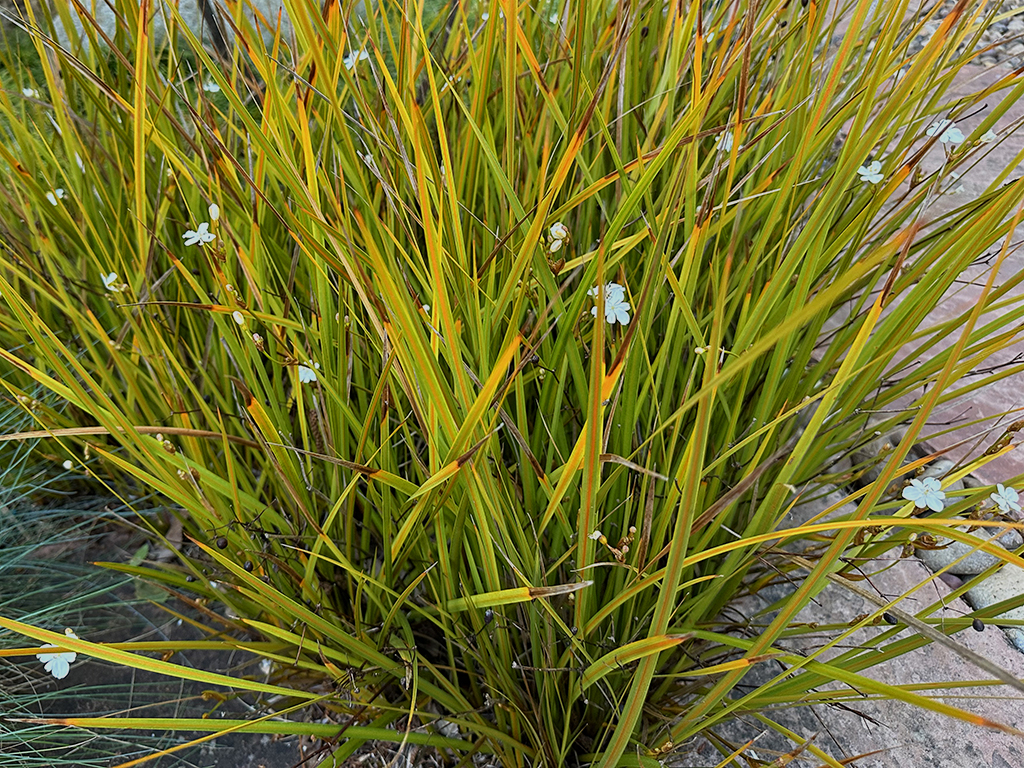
186 575 196 583
244 560 254 572
973 618 985 632
216 537 228 549
484 608 493 624
883 612 898 625
640 26 649 38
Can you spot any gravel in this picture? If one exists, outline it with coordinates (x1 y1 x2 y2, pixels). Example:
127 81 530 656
904 0 1024 68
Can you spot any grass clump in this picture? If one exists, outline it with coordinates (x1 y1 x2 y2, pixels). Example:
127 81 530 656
2 0 1024 765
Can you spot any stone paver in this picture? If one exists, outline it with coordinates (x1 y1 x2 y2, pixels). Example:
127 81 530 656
672 488 1024 767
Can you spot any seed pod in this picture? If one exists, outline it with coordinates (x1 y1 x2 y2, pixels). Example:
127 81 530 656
484 608 494 625
244 560 254 572
216 537 228 549
883 612 898 625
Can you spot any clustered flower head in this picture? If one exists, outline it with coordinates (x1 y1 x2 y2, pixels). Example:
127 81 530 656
183 222 216 247
990 483 1021 514
588 282 631 325
549 221 570 253
902 476 945 512
298 360 320 384
36 628 79 680
857 160 883 185
926 119 965 145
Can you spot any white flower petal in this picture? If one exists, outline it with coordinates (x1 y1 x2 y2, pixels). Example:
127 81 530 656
183 222 215 247
298 361 320 384
344 49 370 69
589 283 631 325
903 477 945 511
37 629 79 679
101 272 122 292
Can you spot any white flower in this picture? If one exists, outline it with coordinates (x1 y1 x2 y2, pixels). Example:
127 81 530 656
990 484 1022 514
980 129 998 144
183 222 216 246
439 75 462 94
926 119 965 145
202 79 220 93
343 49 370 69
101 272 123 293
62 460 73 470
46 188 65 206
36 628 79 680
715 132 734 153
208 203 220 221
549 222 569 253
857 160 883 185
232 310 245 325
22 86 39 98
358 151 378 174
902 477 946 512
297 360 320 384
588 282 631 325
588 529 604 541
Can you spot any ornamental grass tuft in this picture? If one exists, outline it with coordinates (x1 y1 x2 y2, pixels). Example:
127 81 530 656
2 0 1024 765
